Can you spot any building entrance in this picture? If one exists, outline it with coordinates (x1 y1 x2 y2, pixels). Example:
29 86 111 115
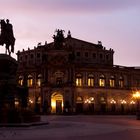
51 92 63 114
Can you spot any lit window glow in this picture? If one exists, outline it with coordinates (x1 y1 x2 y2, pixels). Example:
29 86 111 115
119 76 124 88
88 78 94 87
99 75 105 87
37 79 41 87
27 75 33 87
37 74 42 87
18 76 23 86
99 79 105 87
109 76 115 87
76 78 82 86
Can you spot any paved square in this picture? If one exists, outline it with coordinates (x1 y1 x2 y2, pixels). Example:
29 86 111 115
0 115 140 140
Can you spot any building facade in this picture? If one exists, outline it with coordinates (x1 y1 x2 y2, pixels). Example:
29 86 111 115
16 30 140 114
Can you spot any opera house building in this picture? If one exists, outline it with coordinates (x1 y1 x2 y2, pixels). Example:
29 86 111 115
16 30 140 114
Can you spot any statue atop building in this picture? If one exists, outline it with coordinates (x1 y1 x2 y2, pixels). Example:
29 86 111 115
53 29 65 48
0 19 15 55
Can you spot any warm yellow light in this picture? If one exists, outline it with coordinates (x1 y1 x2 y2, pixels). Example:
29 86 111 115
88 78 94 86
28 79 33 87
99 79 105 87
84 99 88 104
37 79 41 87
19 79 23 86
110 99 116 104
76 78 82 86
15 101 19 105
84 99 91 104
29 99 33 104
133 91 140 99
130 100 136 104
51 93 63 113
51 99 56 113
76 79 78 86
121 100 127 104
51 100 56 108
109 79 115 87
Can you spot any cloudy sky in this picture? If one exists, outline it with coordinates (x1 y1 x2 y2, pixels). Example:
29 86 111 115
0 0 140 66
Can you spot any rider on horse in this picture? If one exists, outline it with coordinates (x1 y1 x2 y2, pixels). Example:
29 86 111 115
0 19 15 55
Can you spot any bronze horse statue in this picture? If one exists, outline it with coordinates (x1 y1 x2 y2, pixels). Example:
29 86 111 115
0 19 15 55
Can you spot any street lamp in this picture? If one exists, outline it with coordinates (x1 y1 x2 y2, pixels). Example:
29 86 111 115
133 91 140 120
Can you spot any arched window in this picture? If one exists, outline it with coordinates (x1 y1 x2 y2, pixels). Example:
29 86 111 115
54 71 64 86
119 76 124 88
76 96 83 103
99 75 105 87
18 76 24 86
27 75 33 87
76 74 82 86
88 74 94 87
110 99 116 112
109 75 115 87
37 74 42 87
76 96 83 113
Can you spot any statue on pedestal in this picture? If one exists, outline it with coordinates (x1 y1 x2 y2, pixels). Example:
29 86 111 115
0 19 15 55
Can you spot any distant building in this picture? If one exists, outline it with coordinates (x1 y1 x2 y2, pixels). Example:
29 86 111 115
17 30 140 114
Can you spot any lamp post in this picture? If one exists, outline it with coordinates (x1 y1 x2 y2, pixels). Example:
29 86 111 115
133 91 140 120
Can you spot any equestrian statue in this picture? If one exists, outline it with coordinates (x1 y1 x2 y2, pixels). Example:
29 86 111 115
0 19 15 55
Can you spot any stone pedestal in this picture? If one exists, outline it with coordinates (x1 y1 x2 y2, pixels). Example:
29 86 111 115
0 54 40 124
0 54 18 123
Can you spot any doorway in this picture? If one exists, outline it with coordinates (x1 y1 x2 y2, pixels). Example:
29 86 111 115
51 92 63 114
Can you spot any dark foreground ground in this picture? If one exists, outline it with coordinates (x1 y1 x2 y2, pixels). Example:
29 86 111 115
0 115 140 140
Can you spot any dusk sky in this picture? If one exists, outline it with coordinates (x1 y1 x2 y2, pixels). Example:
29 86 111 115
0 0 140 66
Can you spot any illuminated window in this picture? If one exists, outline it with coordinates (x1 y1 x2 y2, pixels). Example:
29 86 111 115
27 75 33 87
18 76 24 86
109 76 115 87
76 74 82 86
37 74 42 87
88 74 94 87
119 76 124 88
99 75 105 87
